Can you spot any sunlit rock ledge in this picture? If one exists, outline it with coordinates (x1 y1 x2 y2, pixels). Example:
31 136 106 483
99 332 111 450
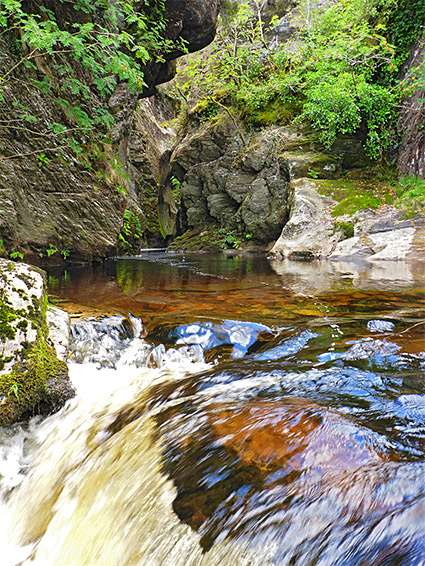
269 178 425 263
0 260 75 426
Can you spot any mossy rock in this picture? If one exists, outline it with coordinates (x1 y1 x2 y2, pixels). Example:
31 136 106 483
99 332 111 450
282 151 342 179
312 178 396 217
0 259 74 425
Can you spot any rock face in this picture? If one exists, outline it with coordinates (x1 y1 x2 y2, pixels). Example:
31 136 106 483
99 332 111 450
0 260 74 425
170 120 290 242
270 178 341 259
270 178 425 262
397 37 425 178
0 0 219 262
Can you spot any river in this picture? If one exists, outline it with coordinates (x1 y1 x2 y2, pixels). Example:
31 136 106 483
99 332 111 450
1 252 425 565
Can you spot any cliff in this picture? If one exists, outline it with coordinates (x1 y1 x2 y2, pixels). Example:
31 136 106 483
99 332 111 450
0 0 219 263
397 36 425 178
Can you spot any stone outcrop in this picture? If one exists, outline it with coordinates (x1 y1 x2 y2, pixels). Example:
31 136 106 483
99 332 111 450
270 178 425 262
269 178 341 259
0 259 75 425
170 120 290 242
0 0 219 262
397 36 425 178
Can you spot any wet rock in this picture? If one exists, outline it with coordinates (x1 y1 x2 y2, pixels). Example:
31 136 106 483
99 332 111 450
0 260 75 426
367 320 395 333
46 306 70 362
156 395 385 550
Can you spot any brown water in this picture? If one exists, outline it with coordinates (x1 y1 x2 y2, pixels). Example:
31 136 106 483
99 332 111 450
4 252 425 565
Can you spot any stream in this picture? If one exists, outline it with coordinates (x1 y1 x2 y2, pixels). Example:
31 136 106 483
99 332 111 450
1 252 425 565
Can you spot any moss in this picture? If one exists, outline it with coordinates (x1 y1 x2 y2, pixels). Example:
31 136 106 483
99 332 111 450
334 221 355 239
16 319 28 332
0 291 19 341
16 272 35 288
169 226 226 252
0 336 68 426
311 177 397 217
332 194 384 216
245 99 302 127
0 263 72 425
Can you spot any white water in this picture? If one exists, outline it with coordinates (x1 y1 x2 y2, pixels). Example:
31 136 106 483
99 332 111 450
0 316 272 566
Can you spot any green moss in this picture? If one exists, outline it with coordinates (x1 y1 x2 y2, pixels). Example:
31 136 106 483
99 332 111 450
169 226 226 252
332 194 385 216
0 336 68 426
16 319 28 332
334 221 355 239
0 291 19 341
311 177 397 217
245 99 301 127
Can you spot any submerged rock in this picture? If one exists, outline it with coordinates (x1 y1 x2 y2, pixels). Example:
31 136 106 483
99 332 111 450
0 260 74 426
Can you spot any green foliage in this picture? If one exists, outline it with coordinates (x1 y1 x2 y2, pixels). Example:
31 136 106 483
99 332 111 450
393 175 425 214
170 175 182 200
0 0 176 160
118 209 143 254
175 0 416 161
46 244 58 257
37 152 50 167
9 250 24 261
219 228 240 249
8 382 19 401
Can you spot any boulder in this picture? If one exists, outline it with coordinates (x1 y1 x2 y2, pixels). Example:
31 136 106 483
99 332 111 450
330 211 425 262
270 177 425 262
0 260 75 426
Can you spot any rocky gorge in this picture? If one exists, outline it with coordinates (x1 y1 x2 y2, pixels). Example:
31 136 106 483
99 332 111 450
0 0 423 264
0 0 424 424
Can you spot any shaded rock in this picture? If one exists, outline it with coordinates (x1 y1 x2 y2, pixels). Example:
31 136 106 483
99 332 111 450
0 260 75 426
397 37 425 178
170 118 290 242
0 0 220 261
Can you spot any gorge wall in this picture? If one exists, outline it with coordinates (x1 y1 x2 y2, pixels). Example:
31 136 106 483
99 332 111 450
0 0 423 263
0 0 219 263
397 36 425 178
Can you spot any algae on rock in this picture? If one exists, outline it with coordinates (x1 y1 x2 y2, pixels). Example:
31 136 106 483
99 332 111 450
0 260 74 426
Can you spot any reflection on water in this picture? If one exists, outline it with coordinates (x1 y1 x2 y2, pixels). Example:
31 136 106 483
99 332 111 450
47 252 425 329
0 253 424 565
